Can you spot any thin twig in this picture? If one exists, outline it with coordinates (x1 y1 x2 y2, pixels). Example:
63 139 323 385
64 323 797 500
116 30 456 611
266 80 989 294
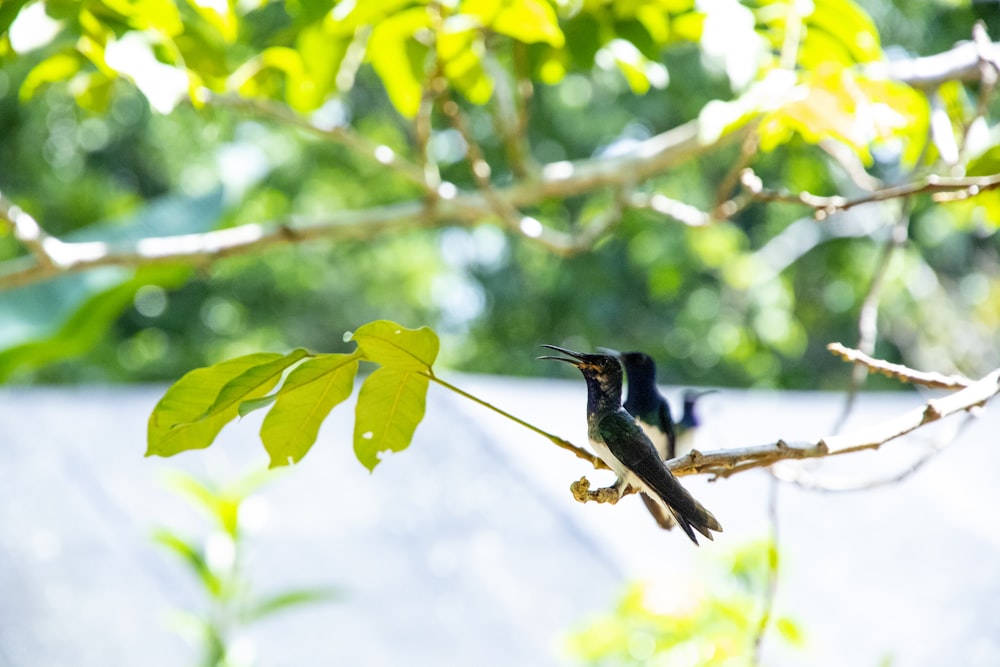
827 342 972 389
204 93 430 190
962 22 1000 158
751 478 780 665
629 192 712 226
773 412 976 492
741 169 1000 219
831 200 911 433
423 372 605 469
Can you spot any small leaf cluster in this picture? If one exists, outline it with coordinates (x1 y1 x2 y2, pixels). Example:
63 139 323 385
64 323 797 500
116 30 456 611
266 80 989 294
146 320 440 471
153 469 338 666
568 540 804 666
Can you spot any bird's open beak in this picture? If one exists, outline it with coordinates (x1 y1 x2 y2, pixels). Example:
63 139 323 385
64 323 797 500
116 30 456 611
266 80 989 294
537 344 587 366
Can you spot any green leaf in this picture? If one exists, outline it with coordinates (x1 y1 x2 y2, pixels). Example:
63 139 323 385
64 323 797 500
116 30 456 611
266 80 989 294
776 616 805 646
20 51 84 101
0 0 31 35
438 15 494 104
239 395 278 418
261 354 359 468
367 7 432 118
152 529 223 597
466 0 565 47
242 587 342 624
353 367 429 471
147 353 283 457
202 348 310 419
347 320 439 370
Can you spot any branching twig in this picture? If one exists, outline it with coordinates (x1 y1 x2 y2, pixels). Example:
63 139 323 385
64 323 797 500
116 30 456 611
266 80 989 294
773 410 976 492
827 342 972 389
752 478 780 665
629 192 712 227
571 366 999 500
204 93 430 191
741 169 1000 219
865 39 1000 89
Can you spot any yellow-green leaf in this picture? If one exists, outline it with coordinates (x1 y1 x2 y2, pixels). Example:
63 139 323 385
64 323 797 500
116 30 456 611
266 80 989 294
261 354 359 468
20 51 83 101
147 353 283 457
491 0 565 47
201 348 310 419
353 367 429 471
347 320 439 371
439 16 494 104
367 7 432 118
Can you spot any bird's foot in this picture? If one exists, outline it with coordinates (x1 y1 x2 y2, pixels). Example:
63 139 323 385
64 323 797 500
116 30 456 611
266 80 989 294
569 477 622 504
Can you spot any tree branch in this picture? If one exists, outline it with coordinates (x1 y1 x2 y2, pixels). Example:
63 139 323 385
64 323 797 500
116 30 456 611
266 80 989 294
865 39 1000 89
0 117 745 289
826 342 972 389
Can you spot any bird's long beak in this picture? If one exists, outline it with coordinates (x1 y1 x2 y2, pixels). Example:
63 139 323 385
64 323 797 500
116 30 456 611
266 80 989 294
537 344 586 366
685 388 719 400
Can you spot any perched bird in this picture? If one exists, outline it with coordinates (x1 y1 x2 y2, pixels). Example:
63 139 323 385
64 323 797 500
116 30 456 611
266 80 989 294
539 345 722 544
675 388 717 456
600 349 678 530
603 350 677 461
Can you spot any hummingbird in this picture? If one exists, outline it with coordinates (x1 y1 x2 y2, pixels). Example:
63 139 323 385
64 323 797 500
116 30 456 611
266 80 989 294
600 348 679 530
603 350 677 461
675 388 717 456
539 345 722 544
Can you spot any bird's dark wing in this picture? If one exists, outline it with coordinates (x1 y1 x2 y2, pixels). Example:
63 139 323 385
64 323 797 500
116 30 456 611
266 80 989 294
658 400 677 460
598 411 722 544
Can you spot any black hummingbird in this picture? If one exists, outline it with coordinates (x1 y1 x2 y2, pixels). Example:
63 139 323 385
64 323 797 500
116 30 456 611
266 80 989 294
539 345 722 544
605 350 677 461
675 388 717 456
601 349 679 530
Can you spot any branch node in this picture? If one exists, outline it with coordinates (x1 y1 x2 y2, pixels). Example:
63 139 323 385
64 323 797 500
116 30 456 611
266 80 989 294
570 476 592 503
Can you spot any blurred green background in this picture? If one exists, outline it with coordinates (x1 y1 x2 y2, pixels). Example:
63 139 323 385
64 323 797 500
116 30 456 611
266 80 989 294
1 0 998 389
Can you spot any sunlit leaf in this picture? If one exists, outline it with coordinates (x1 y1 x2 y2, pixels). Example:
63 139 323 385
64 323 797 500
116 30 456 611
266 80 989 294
147 353 283 457
239 395 277 418
776 616 805 646
261 353 359 468
202 348 310 420
242 587 342 623
20 51 84 101
347 320 439 370
438 15 493 104
490 0 565 47
152 529 222 596
353 367 429 471
367 7 432 118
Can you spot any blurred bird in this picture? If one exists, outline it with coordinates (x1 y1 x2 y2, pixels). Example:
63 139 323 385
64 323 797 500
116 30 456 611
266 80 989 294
539 345 722 544
675 388 717 456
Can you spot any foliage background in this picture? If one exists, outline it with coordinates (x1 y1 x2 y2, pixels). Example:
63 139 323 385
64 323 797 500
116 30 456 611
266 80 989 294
1 0 998 391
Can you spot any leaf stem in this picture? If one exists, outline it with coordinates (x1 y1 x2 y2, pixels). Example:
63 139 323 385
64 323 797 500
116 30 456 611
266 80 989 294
423 371 605 468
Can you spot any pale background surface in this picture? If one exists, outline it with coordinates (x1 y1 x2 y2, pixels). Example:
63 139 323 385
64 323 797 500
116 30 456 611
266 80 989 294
1 378 997 666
